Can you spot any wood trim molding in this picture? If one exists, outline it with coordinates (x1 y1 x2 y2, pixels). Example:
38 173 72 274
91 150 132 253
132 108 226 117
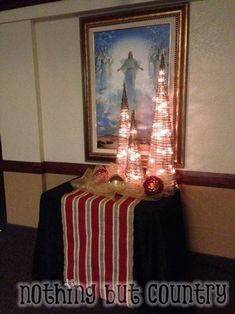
0 160 94 176
1 160 44 174
1 160 235 189
43 161 94 176
177 170 235 189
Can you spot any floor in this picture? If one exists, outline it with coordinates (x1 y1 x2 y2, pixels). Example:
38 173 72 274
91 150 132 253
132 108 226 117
0 224 234 314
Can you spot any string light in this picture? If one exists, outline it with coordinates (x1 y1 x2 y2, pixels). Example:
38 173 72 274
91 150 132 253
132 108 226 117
116 84 130 177
125 110 144 185
146 54 176 191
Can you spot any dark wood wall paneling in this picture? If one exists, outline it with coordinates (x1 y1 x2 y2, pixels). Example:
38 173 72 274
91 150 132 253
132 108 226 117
1 160 235 189
176 170 235 189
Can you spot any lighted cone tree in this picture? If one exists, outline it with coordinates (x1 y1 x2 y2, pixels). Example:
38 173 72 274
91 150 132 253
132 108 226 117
116 84 130 177
125 110 144 185
146 54 176 191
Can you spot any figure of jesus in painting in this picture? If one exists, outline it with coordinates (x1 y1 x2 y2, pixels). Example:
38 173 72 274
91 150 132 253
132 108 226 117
117 51 143 104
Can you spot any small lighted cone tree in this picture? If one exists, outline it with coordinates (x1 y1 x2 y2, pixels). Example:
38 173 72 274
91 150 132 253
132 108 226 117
146 54 176 191
125 110 144 185
116 84 130 177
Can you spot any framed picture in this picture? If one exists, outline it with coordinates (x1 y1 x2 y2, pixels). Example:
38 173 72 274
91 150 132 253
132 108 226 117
80 3 188 167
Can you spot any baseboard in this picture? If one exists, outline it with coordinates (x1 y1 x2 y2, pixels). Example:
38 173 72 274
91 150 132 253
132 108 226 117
4 223 37 232
188 251 235 270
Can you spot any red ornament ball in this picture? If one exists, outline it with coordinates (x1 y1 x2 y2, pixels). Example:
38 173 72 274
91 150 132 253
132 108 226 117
93 167 108 183
143 176 164 195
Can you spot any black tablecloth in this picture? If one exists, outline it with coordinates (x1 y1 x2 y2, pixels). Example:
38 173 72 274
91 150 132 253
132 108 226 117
32 181 187 287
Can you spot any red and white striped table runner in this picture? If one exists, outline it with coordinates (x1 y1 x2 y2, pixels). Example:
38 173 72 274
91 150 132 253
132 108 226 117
61 189 140 306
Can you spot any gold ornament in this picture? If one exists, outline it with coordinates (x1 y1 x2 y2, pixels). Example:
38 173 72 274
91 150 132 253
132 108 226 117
108 175 126 194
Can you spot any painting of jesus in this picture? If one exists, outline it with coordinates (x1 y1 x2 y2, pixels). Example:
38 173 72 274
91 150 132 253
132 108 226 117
92 22 172 156
80 4 188 166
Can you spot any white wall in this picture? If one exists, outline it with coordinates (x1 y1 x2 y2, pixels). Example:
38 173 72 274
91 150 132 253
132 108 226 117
0 21 42 162
0 0 234 172
186 0 235 172
35 18 84 162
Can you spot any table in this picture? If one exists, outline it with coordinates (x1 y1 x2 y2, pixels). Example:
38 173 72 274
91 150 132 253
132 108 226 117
32 180 187 289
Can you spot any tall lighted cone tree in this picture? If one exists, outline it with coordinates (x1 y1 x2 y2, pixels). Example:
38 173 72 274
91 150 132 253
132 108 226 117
116 84 130 177
125 110 144 185
146 54 176 191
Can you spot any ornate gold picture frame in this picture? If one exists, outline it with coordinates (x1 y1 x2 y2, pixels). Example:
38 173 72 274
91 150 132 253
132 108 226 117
80 3 188 167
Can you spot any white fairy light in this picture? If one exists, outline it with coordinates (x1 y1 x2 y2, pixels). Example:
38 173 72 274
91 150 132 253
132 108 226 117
125 110 144 185
146 54 176 191
116 84 130 177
